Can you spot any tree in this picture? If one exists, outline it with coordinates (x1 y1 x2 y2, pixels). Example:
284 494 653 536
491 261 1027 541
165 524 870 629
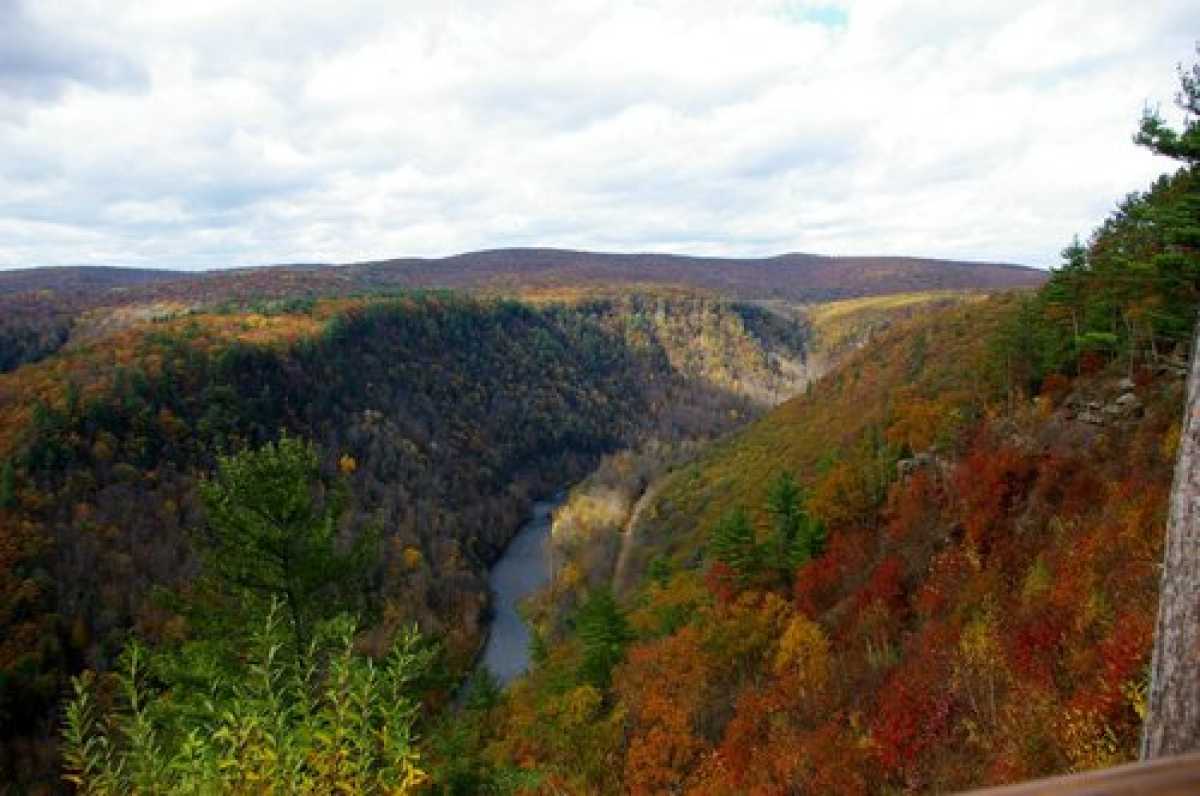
708 507 760 582
576 587 632 688
463 666 502 712
0 459 14 509
766 471 802 559
1136 44 1200 166
195 433 377 649
1143 291 1200 758
765 471 826 575
1135 44 1200 347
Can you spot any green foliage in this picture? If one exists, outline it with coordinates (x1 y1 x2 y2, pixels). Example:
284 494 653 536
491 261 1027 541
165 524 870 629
764 470 825 573
0 459 14 509
647 555 673 587
529 628 549 667
708 506 760 582
1135 44 1200 166
575 588 632 688
463 667 502 713
62 601 433 794
195 434 377 649
1023 47 1200 382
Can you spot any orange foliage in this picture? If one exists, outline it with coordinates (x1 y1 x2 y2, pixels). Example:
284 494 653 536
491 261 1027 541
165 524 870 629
616 626 714 795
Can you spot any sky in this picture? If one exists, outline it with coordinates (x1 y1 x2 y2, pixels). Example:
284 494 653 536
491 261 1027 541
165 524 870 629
0 1 1194 271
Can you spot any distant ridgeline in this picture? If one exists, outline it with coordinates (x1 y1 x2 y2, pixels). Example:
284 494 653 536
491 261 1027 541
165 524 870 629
0 249 1044 375
0 289 814 784
441 117 1198 791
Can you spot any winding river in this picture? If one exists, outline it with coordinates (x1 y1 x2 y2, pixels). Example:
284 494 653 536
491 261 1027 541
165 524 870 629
480 496 562 686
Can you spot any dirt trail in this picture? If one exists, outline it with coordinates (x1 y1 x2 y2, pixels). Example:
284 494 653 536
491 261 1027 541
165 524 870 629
612 480 663 596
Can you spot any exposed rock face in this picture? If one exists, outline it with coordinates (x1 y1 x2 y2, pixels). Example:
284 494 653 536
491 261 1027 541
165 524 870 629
1143 320 1200 758
1116 392 1143 413
897 452 935 478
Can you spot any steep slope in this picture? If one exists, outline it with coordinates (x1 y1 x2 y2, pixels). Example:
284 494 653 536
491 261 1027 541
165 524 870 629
458 151 1196 792
469 294 1182 793
0 289 811 786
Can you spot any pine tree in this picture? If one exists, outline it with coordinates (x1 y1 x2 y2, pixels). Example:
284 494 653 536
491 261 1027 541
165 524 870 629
576 588 632 688
763 471 827 575
709 506 760 582
1136 44 1200 166
766 471 802 567
0 460 14 510
464 667 502 712
794 511 827 568
195 433 377 649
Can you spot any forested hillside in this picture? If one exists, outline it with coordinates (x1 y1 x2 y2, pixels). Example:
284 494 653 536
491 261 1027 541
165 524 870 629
10 41 1196 796
420 60 1198 793
0 289 816 787
0 249 1042 376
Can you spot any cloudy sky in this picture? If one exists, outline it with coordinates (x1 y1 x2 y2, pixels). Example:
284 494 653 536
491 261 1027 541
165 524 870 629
0 1 1194 271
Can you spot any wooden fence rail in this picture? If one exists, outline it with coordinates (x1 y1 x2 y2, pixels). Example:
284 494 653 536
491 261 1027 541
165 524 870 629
963 752 1200 795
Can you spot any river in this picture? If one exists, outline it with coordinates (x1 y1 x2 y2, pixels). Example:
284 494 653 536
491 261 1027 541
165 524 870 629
479 495 562 686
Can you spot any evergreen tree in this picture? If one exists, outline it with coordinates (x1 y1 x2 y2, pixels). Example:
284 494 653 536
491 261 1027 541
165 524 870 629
0 459 14 510
529 627 549 666
464 666 502 712
576 588 632 688
195 433 377 649
1136 45 1200 166
766 471 802 566
796 511 827 567
708 506 760 582
765 471 827 574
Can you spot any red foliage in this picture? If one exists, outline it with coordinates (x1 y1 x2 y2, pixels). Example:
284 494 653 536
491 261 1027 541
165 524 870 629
856 556 906 614
1032 455 1101 520
914 548 972 618
797 722 870 795
1039 373 1072 405
885 469 941 543
713 686 782 786
792 546 847 618
1077 350 1106 375
953 441 1036 553
704 561 739 606
1008 608 1069 690
871 661 956 778
1078 611 1154 718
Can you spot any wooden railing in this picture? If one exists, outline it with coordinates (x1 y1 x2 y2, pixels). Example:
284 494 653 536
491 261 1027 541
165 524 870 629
964 753 1200 795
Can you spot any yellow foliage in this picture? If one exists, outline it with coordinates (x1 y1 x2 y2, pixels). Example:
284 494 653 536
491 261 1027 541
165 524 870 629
552 685 604 729
402 546 423 571
339 453 358 474
1123 677 1148 722
1161 420 1181 463
773 614 831 691
1057 706 1121 773
558 561 584 591
628 571 709 636
959 611 1004 671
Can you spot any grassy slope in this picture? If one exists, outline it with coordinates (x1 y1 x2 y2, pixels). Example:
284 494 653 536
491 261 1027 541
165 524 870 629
631 292 1005 573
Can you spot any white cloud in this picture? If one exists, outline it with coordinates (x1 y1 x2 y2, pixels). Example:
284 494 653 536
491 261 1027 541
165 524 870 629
0 0 1192 270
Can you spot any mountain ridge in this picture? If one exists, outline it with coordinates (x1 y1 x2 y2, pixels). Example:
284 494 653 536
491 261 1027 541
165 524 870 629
0 246 1044 299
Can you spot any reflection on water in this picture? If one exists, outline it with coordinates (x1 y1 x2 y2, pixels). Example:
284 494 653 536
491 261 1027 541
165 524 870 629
480 497 561 686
